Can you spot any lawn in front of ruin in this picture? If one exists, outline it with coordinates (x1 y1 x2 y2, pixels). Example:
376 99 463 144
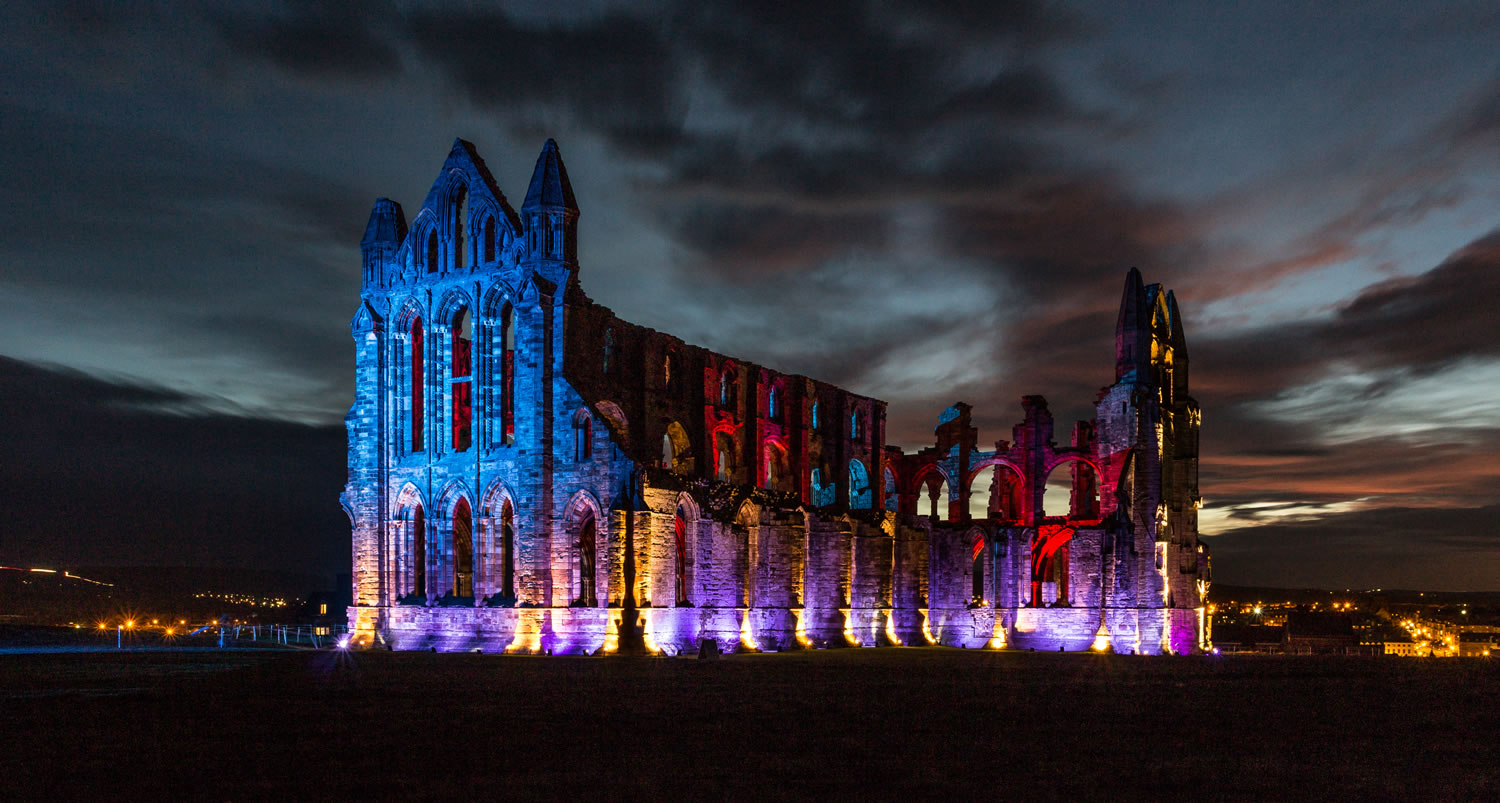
2 647 1495 798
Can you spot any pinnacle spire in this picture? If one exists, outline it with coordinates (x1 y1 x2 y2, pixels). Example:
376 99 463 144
1115 267 1149 382
521 139 578 213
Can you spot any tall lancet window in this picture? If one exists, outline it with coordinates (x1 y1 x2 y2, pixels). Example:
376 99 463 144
454 187 468 268
410 316 424 453
451 307 472 452
502 305 516 445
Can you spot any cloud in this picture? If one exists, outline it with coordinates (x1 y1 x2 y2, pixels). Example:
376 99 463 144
212 1 401 80
0 357 348 576
1205 504 1500 591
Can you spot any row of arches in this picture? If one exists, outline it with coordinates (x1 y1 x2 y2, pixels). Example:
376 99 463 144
394 483 516 605
396 295 517 455
392 485 746 611
906 458 1103 524
413 179 514 276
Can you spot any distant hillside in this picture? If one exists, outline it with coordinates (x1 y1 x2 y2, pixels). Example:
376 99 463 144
0 565 341 625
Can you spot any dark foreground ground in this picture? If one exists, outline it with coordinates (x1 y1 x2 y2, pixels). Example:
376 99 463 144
2 648 1496 799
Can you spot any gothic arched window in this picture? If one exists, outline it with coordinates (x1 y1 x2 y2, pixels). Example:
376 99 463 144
502 305 516 445
426 229 439 274
454 186 468 268
451 307 472 452
574 410 593 461
410 316 424 452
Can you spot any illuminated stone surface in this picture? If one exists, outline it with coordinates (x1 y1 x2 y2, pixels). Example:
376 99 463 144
344 139 1209 655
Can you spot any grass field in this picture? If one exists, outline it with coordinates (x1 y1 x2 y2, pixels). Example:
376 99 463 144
2 648 1496 799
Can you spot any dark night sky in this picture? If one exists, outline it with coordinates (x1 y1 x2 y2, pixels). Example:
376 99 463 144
2 1 1497 590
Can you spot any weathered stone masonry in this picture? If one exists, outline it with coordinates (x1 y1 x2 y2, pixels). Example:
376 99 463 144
344 139 1210 655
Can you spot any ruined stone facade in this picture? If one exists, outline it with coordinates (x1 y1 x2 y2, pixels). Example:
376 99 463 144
343 139 1209 655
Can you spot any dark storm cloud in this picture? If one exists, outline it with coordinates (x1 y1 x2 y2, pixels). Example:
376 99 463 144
1195 229 1500 403
1207 504 1500 591
402 9 683 157
664 203 887 278
212 0 400 80
0 358 347 575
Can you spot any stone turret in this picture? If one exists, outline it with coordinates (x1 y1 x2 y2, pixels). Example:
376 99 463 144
360 198 406 289
520 139 579 268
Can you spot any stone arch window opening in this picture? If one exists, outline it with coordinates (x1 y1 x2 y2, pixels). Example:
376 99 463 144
663 421 691 473
713 429 736 482
497 499 516 604
409 316 424 453
673 506 690 606
1031 524 1073 606
426 228 439 274
452 497 474 598
574 410 593 461
453 186 468 268
850 409 863 440
971 535 986 604
923 474 951 521
767 385 780 422
483 215 496 262
502 304 516 445
574 508 597 607
603 327 614 375
811 401 820 432
849 459 872 509
883 466 898 512
662 350 673 393
719 368 737 408
971 464 1025 521
410 504 426 599
1042 459 1101 521
763 440 791 492
451 306 472 452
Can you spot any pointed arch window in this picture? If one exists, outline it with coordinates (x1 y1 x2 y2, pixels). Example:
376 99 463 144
575 510 597 607
454 186 468 268
719 368 737 408
603 328 614 375
849 459 872 509
673 504 690 606
410 505 426 600
811 402 820 432
453 498 473 598
499 500 516 603
574 410 593 461
972 536 986 604
483 215 496 262
850 409 864 440
426 229 439 274
767 386 779 422
502 305 516 445
451 307 472 451
410 316 424 452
